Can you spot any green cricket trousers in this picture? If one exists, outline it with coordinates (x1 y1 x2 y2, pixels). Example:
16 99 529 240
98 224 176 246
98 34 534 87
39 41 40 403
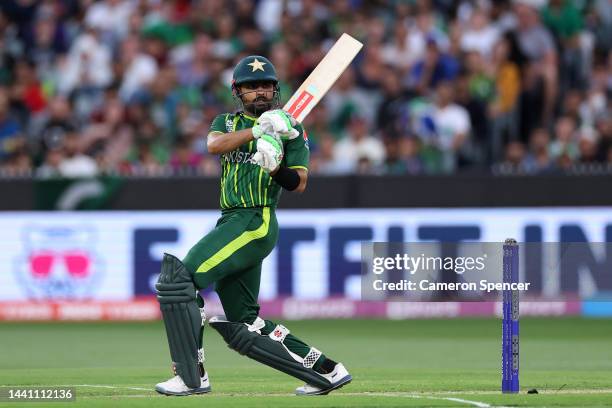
182 206 327 368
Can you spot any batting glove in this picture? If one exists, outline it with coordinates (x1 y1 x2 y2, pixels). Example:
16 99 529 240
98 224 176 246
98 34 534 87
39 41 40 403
256 110 300 141
250 134 284 172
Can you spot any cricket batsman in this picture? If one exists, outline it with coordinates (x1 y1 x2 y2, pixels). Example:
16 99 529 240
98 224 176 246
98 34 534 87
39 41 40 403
154 55 352 396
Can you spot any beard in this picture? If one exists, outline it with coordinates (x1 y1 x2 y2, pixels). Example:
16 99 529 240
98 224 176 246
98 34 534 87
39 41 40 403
245 96 274 116
237 87 278 116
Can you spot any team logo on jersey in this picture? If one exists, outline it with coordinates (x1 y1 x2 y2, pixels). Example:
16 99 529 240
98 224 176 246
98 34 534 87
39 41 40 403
13 226 104 300
225 117 234 133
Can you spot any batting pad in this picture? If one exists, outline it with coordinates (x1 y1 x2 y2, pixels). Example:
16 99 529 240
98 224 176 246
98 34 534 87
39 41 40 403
156 254 205 389
209 316 331 389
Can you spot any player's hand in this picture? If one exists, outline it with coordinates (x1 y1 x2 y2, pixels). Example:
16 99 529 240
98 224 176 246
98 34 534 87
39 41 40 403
279 110 300 140
255 110 300 141
250 134 283 172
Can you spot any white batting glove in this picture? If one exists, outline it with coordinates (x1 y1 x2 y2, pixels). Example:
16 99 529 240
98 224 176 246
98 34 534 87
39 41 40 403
250 134 283 172
256 110 300 140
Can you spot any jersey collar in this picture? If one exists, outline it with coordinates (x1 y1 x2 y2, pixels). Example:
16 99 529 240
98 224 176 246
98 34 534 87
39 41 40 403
240 111 258 121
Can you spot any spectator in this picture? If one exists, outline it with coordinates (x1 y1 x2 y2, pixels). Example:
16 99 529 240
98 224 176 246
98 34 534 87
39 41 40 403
376 66 413 136
595 115 612 162
429 81 472 172
541 0 587 90
211 14 239 60
57 131 98 177
84 0 135 45
170 136 203 174
514 2 558 130
12 59 46 115
0 0 606 178
381 20 417 73
117 35 158 102
502 141 528 169
0 145 31 176
124 120 168 175
379 137 407 175
332 115 385 174
81 95 134 170
460 8 500 59
400 136 425 175
36 146 63 178
311 133 341 175
407 10 449 63
25 14 68 78
523 127 552 173
34 96 75 163
592 0 612 51
0 87 24 161
58 27 113 95
549 116 579 162
489 35 521 160
577 127 599 163
138 66 181 142
172 32 213 89
378 135 425 175
409 37 460 95
465 52 495 104
325 68 375 132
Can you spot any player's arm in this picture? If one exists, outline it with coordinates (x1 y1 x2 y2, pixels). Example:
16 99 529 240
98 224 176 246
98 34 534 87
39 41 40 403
207 129 254 155
207 110 297 155
270 166 308 194
271 123 309 194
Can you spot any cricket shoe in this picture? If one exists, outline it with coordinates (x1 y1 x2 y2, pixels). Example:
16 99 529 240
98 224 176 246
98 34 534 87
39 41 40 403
295 363 352 396
155 371 211 396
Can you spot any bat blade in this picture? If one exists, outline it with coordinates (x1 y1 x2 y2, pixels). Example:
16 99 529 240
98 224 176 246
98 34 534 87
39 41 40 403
283 33 363 122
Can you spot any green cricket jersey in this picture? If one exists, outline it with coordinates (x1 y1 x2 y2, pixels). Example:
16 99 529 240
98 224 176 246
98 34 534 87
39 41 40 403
208 111 309 210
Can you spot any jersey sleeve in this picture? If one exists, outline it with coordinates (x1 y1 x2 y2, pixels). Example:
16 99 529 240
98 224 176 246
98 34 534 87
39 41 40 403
209 113 229 135
283 124 310 171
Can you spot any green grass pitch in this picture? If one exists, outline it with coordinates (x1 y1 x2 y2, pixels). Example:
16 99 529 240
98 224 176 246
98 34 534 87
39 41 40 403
1 318 611 407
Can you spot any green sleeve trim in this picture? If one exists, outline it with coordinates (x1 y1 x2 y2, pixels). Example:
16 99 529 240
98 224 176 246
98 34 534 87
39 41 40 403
288 166 308 171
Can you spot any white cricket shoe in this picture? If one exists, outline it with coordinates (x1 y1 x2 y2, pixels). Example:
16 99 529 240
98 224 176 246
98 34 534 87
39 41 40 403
295 363 352 396
155 371 211 396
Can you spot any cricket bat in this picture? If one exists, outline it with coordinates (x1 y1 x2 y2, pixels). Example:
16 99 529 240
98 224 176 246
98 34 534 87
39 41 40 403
283 33 363 122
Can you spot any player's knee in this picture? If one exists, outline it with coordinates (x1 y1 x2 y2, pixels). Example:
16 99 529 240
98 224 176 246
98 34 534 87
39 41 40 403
156 254 197 303
157 253 193 284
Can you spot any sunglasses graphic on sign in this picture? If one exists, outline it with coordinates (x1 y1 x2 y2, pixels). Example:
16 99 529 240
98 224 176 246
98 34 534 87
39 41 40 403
15 227 104 300
29 250 91 279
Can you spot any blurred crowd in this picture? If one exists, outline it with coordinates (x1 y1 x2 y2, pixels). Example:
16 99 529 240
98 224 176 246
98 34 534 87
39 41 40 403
0 0 610 178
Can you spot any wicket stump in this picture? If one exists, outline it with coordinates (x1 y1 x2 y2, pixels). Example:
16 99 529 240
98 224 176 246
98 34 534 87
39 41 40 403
502 238 519 393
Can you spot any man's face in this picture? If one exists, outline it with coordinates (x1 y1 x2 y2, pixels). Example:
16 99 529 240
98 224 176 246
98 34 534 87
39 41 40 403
435 82 453 106
237 81 276 116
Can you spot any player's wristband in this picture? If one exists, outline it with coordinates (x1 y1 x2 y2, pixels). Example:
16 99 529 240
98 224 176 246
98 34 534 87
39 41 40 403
271 166 300 191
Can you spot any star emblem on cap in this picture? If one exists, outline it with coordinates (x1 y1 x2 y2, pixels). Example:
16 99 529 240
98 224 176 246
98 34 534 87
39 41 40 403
248 58 266 72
